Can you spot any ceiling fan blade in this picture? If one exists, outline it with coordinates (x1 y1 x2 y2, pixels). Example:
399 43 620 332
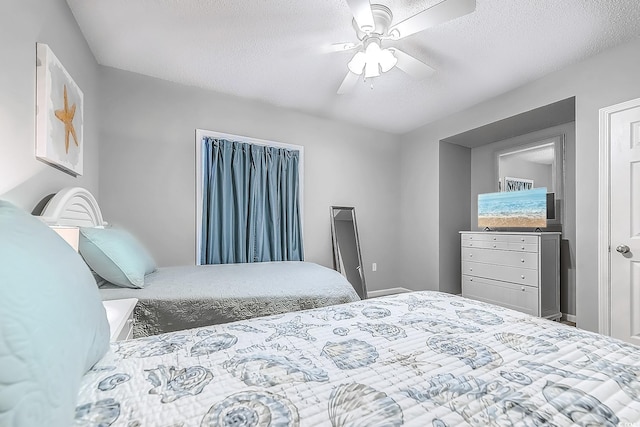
389 0 475 40
390 48 435 80
337 71 360 94
322 42 361 54
345 0 375 33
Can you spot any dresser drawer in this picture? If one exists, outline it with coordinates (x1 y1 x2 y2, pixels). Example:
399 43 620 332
462 275 539 316
462 240 509 250
504 235 539 244
461 233 538 244
461 233 507 243
462 247 538 269
463 260 538 287
507 242 539 253
463 240 537 252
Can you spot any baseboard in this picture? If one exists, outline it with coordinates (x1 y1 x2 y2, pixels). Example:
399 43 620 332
561 313 576 323
366 287 413 298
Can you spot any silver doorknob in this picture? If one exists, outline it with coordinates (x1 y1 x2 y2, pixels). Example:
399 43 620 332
616 245 631 254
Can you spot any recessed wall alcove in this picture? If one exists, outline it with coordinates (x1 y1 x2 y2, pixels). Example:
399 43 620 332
439 97 576 318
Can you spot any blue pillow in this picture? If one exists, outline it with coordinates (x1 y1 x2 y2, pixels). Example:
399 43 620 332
79 227 156 289
0 201 110 427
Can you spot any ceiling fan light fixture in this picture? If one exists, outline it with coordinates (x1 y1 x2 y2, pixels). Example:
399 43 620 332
379 48 397 73
365 39 381 55
364 57 380 78
346 39 398 79
336 0 476 94
364 40 383 77
347 51 366 74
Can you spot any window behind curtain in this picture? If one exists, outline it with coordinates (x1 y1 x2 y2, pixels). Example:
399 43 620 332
195 130 304 265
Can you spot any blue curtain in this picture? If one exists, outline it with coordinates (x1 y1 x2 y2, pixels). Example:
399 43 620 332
200 137 303 264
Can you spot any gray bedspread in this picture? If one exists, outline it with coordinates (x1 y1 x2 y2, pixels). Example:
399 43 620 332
99 261 359 337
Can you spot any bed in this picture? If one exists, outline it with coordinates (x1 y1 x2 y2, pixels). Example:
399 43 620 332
37 187 360 337
3 198 640 426
99 261 360 337
75 291 640 426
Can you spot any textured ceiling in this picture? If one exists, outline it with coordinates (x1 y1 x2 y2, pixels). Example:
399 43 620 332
66 0 640 134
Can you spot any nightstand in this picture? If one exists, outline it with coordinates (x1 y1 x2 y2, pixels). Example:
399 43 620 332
102 298 138 341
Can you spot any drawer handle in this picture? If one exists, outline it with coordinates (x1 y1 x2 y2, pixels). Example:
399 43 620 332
521 275 525 279
493 237 497 241
521 246 525 250
521 238 525 242
493 244 497 248
470 268 473 272
521 258 525 263
469 278 473 282
469 243 473 247
521 287 525 291
469 254 473 257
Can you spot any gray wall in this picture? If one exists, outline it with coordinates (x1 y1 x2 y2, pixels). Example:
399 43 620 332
400 35 640 332
0 0 100 210
97 67 401 293
398 126 440 291
439 141 471 295
470 123 576 316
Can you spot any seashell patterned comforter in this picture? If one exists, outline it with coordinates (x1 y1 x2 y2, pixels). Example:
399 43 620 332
75 291 640 426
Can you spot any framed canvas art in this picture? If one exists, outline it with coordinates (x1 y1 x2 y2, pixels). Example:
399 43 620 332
36 43 84 176
478 187 547 229
503 176 533 192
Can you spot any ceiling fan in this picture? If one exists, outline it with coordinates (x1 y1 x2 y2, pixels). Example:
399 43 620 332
333 0 476 94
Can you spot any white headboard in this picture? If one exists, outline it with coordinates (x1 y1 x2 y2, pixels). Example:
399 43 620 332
39 187 106 227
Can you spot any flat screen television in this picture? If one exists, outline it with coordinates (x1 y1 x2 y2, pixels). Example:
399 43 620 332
478 187 547 229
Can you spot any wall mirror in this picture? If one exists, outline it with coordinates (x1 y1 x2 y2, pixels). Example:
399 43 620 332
330 206 367 299
497 135 564 224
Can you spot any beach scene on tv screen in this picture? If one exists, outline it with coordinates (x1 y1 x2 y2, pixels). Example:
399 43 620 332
478 188 547 228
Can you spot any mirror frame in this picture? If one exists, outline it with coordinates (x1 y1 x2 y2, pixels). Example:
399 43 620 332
496 135 565 226
330 206 367 299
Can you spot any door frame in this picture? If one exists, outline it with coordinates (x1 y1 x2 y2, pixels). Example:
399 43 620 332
598 97 640 336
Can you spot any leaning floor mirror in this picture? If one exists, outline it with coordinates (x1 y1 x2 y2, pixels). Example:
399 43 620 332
330 206 367 299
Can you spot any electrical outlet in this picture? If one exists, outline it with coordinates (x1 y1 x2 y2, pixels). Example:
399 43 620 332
372 263 377 272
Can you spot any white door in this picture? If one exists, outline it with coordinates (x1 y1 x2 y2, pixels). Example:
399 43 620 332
607 98 640 344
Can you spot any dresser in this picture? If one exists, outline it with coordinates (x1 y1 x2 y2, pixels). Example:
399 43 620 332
460 232 561 320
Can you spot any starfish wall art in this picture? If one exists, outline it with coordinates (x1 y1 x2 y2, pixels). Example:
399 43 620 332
36 43 84 176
